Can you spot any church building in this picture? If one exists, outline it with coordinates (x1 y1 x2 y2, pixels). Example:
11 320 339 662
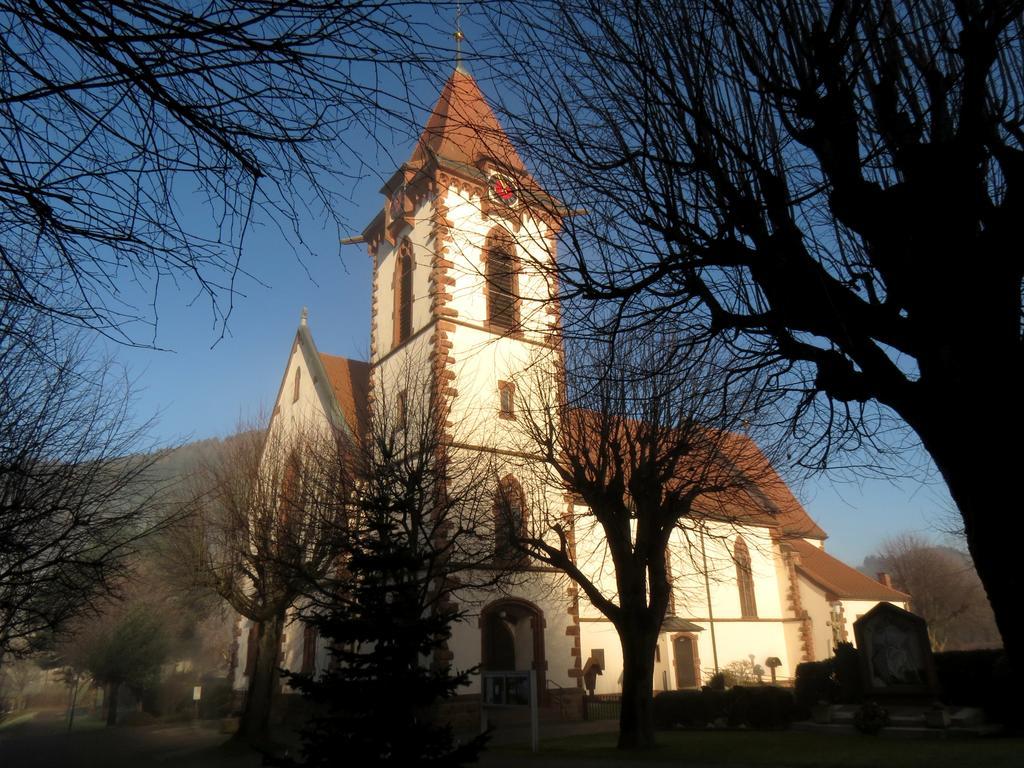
231 67 908 711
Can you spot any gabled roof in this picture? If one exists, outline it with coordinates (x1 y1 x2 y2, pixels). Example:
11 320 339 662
269 316 370 440
319 354 370 438
410 68 528 174
359 68 565 245
788 538 910 602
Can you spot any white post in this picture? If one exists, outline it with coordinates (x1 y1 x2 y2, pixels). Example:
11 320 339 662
529 671 539 753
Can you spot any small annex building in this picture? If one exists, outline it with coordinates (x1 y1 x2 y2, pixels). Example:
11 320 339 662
231 67 908 708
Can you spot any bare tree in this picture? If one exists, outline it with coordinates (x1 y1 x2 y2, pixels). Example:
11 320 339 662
0 302 167 661
511 332 779 749
871 534 1001 651
485 0 1024 676
0 1 438 341
60 600 170 727
185 419 352 744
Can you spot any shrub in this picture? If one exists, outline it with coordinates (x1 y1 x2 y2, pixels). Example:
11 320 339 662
795 659 835 715
832 642 863 704
933 649 1011 723
702 687 729 725
853 701 889 735
933 649 1001 705
198 676 233 720
118 710 158 727
736 686 795 729
653 690 706 728
723 658 763 686
706 672 727 691
654 686 795 730
727 685 752 727
152 672 194 717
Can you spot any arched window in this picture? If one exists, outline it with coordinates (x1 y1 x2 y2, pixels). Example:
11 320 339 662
244 622 259 677
396 389 408 431
485 230 517 332
395 248 413 345
278 453 301 530
494 476 526 563
498 380 515 419
292 366 301 402
301 623 317 675
734 536 758 619
665 548 676 616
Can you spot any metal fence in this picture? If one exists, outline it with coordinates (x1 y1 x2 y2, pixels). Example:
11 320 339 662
583 693 621 721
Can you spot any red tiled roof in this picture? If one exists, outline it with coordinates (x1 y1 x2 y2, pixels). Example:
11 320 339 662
708 431 828 540
788 538 910 601
411 69 527 174
563 408 826 539
318 354 369 437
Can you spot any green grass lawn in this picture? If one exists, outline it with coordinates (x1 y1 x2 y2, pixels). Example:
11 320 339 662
509 730 1024 767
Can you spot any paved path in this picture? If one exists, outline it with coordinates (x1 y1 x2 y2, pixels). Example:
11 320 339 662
0 711 260 768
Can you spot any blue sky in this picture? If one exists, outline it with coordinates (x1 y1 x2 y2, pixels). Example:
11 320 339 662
104 22 957 570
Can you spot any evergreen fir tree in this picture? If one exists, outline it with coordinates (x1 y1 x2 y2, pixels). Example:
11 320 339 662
280 487 488 766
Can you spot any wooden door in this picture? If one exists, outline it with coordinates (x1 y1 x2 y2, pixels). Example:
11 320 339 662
673 635 698 689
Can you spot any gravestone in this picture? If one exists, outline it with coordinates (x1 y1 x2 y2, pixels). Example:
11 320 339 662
853 602 938 697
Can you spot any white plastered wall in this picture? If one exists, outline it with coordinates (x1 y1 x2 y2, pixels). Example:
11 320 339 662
797 576 837 661
569 509 803 689
232 335 340 692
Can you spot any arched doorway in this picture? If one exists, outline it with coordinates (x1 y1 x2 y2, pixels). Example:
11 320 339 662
480 599 546 703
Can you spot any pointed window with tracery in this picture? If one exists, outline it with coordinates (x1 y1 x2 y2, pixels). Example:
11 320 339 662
301 623 317 675
396 248 413 345
494 476 526 564
734 536 758 619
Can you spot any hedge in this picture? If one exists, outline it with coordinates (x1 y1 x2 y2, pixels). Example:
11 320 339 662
794 658 835 715
653 686 795 730
933 649 1011 722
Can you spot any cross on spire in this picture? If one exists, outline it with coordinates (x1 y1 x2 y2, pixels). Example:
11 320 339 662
454 2 466 71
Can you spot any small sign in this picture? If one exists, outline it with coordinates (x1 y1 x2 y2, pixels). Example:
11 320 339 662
192 686 202 701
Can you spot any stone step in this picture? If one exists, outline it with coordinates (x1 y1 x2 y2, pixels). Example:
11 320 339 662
806 704 991 732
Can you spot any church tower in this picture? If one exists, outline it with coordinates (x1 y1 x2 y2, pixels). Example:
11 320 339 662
361 68 564 454
359 69 578 700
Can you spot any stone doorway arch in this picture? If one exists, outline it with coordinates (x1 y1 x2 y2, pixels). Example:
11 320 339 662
480 598 547 703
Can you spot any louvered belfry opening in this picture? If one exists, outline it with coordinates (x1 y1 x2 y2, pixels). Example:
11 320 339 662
486 231 516 332
397 249 413 343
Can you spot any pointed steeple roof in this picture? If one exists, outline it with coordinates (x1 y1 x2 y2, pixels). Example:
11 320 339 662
410 69 527 175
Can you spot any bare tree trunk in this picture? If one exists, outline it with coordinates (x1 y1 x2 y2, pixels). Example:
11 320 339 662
236 611 286 744
105 681 121 727
910 395 1020 680
616 621 658 750
942 462 1019 657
